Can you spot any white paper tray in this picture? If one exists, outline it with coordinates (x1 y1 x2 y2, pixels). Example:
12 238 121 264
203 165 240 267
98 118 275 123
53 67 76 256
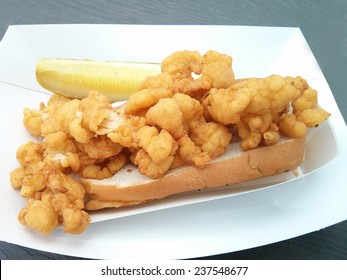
0 24 346 259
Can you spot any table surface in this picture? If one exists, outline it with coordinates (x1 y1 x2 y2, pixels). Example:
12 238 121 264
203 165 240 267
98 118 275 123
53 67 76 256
0 0 346 260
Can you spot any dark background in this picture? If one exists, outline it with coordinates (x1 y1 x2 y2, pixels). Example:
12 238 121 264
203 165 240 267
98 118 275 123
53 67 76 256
0 0 346 259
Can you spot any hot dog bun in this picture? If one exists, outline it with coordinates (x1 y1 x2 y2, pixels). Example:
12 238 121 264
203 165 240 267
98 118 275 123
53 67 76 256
82 136 305 210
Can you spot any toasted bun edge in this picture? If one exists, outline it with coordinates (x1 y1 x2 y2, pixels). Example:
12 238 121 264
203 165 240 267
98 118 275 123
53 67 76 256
81 137 305 203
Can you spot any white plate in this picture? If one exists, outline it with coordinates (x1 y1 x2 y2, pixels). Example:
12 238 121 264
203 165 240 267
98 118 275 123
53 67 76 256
0 24 346 259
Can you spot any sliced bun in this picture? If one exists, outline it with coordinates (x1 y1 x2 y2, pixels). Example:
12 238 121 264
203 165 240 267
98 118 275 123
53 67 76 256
81 137 305 210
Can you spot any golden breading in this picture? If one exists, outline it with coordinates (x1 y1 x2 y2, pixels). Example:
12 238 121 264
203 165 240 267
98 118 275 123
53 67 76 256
172 93 203 121
278 114 307 138
145 98 185 138
10 167 26 189
139 72 174 90
161 50 235 96
80 91 112 133
137 126 176 164
205 86 252 124
41 99 81 136
61 208 90 234
23 108 43 137
292 87 318 112
18 199 58 235
69 116 93 144
297 108 330 127
43 131 80 172
161 50 202 81
199 50 235 89
177 134 211 167
263 130 280 146
81 153 127 180
134 149 175 179
16 141 44 167
103 106 147 148
77 135 123 160
125 88 173 115
189 118 232 158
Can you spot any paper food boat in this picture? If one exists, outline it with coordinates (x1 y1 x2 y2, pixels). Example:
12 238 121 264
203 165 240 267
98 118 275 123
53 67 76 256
0 25 346 259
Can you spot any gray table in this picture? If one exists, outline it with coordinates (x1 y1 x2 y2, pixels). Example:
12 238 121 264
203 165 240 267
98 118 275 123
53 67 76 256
0 0 346 259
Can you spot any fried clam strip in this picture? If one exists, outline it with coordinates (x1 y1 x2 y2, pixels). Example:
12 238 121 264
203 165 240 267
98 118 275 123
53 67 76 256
160 50 235 97
204 75 330 150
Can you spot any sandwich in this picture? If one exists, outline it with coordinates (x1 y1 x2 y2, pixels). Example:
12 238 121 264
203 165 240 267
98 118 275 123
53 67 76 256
11 50 330 234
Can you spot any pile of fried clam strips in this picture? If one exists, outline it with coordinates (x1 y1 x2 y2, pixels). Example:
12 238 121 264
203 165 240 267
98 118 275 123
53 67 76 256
10 50 330 234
